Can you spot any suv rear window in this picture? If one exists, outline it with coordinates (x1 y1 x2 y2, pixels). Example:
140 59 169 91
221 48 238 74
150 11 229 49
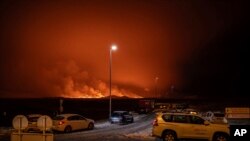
189 115 204 124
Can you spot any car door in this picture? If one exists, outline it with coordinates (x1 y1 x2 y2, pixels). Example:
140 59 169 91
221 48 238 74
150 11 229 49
67 116 80 130
172 115 191 139
78 116 89 129
188 115 210 139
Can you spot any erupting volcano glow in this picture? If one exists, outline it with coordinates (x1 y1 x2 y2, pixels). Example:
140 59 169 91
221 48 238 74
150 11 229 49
60 76 142 98
40 60 143 99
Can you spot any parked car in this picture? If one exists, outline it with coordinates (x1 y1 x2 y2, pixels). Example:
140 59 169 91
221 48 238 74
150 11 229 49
110 111 134 124
203 111 228 124
52 114 94 133
25 114 42 132
152 112 229 141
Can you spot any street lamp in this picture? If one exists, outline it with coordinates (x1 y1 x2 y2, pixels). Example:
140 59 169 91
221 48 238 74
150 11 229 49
109 44 117 121
155 77 159 98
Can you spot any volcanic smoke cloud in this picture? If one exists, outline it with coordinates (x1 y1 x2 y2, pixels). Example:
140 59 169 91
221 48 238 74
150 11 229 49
46 60 142 98
1 60 142 98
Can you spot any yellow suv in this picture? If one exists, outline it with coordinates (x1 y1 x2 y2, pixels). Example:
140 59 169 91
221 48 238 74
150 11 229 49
152 113 229 141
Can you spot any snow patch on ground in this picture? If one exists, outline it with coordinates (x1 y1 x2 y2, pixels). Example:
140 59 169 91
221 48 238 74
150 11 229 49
124 126 153 139
0 127 12 136
94 120 110 129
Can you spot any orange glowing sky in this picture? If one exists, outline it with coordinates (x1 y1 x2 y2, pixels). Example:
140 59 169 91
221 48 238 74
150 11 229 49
0 0 247 98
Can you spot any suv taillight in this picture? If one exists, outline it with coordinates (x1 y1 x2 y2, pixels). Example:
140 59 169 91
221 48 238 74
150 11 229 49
153 119 158 126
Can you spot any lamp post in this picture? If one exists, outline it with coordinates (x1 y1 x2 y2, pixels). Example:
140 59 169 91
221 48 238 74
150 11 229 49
155 77 159 98
109 44 117 121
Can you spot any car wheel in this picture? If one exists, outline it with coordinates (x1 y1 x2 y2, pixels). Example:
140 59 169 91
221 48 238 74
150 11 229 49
213 133 229 141
122 117 126 124
110 120 114 124
88 123 94 130
64 126 72 133
131 118 134 123
163 131 177 141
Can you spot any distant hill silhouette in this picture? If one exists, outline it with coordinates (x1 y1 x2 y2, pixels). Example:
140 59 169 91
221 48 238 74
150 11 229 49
102 95 132 99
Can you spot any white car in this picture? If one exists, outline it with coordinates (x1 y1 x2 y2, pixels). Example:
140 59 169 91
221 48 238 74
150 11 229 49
203 111 227 124
52 114 94 133
25 114 42 132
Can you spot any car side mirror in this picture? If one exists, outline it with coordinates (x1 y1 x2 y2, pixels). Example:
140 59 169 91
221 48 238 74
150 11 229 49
204 120 210 126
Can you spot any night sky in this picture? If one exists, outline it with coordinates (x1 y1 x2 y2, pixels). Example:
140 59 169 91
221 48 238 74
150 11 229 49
0 0 247 98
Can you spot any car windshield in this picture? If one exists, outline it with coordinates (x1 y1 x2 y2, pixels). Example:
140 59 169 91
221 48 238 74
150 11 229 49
111 113 121 117
53 116 65 120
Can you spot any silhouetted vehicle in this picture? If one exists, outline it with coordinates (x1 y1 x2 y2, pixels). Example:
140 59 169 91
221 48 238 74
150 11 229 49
110 111 134 124
25 114 42 132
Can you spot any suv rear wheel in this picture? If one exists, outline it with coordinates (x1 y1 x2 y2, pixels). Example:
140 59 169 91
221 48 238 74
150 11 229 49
213 133 229 141
162 131 177 141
